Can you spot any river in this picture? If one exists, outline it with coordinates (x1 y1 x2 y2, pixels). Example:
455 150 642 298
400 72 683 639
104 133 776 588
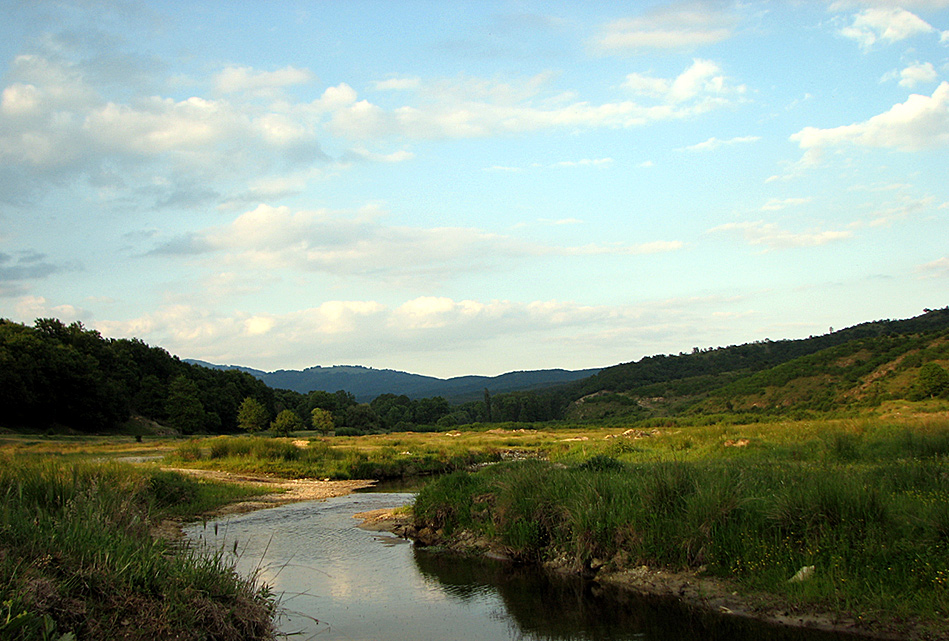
184 492 862 641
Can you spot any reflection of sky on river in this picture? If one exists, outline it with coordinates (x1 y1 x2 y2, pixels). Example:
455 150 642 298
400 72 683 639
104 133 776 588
185 494 523 641
185 494 859 641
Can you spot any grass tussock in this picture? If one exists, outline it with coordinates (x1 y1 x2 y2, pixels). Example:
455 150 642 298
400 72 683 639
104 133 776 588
414 419 949 628
0 456 275 641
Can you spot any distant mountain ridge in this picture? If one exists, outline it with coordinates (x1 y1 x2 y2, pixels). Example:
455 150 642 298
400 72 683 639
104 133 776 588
184 361 601 403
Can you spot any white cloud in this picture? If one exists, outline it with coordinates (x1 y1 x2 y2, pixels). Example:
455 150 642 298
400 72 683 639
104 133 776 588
623 59 746 113
791 82 949 152
84 295 682 373
214 65 315 95
830 1 949 9
898 62 939 88
682 134 760 151
839 7 938 49
709 221 853 249
345 147 415 163
327 63 744 141
484 159 612 172
562 240 684 256
13 296 87 323
760 197 811 211
156 204 681 286
592 4 737 52
373 77 421 91
919 256 949 277
551 158 613 168
0 55 328 206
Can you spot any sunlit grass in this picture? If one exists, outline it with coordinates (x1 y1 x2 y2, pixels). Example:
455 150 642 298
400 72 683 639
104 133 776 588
412 413 949 633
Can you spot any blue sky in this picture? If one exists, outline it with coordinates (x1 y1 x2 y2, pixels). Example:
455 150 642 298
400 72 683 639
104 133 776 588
1 1 947 377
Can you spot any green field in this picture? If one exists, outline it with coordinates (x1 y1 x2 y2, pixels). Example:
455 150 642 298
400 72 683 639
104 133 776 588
2 406 948 639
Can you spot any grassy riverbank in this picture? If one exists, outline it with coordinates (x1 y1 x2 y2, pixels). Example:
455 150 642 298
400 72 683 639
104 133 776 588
413 415 949 639
0 456 275 641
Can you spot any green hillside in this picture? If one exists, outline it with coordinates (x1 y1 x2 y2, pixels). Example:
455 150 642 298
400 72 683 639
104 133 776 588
565 307 949 421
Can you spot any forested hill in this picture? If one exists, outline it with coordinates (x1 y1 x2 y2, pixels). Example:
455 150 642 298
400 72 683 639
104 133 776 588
566 307 949 420
0 318 276 433
3 309 948 434
186 361 599 403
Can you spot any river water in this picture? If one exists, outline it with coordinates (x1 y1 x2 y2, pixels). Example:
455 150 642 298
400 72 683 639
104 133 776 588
184 493 860 641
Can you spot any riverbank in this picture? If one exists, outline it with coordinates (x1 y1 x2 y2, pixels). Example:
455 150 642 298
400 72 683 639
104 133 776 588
353 506 895 639
408 456 949 641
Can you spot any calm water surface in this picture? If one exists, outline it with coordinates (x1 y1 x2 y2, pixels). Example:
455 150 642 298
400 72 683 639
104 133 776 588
184 493 860 641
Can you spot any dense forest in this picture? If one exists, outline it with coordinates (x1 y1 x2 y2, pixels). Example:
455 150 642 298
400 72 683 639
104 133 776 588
2 308 948 435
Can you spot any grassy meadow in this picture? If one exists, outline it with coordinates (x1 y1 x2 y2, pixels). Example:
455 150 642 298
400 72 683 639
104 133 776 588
409 407 949 638
2 402 948 638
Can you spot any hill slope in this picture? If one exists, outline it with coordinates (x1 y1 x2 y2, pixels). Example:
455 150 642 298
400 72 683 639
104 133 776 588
566 307 949 420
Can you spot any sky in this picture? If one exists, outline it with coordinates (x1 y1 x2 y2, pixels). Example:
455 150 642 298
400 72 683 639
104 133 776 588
1 0 948 378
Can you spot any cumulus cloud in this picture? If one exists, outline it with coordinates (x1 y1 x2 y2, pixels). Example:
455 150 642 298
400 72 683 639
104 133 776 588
760 197 811 211
552 158 614 168
372 76 421 91
839 7 940 49
896 62 939 88
919 256 949 278
214 65 315 95
0 54 331 208
326 63 745 141
592 3 738 52
152 204 682 286
681 134 760 151
623 59 746 110
86 295 683 374
709 221 853 249
791 82 949 152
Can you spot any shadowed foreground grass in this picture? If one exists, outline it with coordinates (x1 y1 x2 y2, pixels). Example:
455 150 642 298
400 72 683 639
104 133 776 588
0 457 275 641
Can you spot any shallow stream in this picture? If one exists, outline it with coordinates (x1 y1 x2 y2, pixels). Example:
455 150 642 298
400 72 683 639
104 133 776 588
184 493 861 641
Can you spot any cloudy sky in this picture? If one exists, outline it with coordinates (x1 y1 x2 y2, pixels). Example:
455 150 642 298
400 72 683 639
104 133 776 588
1 1 947 378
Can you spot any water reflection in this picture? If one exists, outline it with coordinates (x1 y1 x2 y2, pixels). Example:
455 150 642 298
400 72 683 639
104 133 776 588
414 551 861 641
185 494 863 641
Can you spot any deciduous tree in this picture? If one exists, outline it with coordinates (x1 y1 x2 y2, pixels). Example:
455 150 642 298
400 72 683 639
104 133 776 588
238 397 269 433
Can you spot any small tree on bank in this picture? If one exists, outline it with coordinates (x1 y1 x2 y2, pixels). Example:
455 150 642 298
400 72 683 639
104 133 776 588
238 397 269 433
271 409 303 437
311 407 334 435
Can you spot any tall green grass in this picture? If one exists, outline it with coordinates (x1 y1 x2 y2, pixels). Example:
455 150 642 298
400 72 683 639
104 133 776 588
0 456 275 641
414 425 949 629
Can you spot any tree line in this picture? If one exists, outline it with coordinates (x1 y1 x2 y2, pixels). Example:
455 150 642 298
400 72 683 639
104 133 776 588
0 318 567 435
